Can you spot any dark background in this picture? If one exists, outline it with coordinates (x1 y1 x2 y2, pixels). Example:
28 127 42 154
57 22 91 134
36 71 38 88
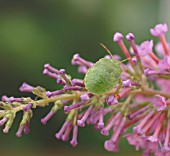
0 0 166 155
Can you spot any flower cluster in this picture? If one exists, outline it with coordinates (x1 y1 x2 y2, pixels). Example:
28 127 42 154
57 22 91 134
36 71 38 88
1 23 170 156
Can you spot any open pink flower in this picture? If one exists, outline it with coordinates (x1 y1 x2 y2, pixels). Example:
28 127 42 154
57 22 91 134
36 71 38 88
158 56 170 71
150 23 168 37
152 94 167 111
138 40 153 56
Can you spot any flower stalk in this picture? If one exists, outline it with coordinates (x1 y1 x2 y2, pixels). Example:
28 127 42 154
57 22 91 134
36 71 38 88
1 23 170 156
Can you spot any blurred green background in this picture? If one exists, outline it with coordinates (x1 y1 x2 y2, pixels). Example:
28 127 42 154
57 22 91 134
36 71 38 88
0 0 167 155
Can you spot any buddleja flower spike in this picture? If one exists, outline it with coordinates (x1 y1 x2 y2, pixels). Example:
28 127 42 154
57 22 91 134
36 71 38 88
1 23 170 156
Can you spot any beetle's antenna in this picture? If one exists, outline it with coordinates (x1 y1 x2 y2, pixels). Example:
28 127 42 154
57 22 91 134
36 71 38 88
100 43 114 59
119 55 139 63
100 43 139 64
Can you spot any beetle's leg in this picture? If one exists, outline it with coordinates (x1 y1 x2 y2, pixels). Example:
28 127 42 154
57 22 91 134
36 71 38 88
114 79 122 97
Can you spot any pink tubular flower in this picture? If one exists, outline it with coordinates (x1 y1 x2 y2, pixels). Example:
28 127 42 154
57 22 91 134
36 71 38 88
78 65 88 74
152 94 167 111
16 125 24 137
104 115 126 152
104 54 121 60
44 63 59 74
158 56 170 71
1 95 10 102
41 111 54 125
113 32 124 43
150 23 168 37
125 134 147 150
155 42 166 56
126 33 134 41
126 33 142 66
104 140 119 152
80 93 93 102
61 123 72 142
138 40 159 64
0 117 8 126
77 105 93 127
16 122 30 137
151 23 170 56
147 113 166 143
133 110 155 135
23 104 33 112
101 112 121 136
46 90 63 98
106 95 118 106
113 32 134 65
162 120 170 152
55 121 69 139
97 107 104 129
71 54 93 68
70 125 78 147
156 79 170 93
138 40 153 56
134 94 153 104
19 82 34 93
23 122 30 134
9 97 23 103
122 79 132 88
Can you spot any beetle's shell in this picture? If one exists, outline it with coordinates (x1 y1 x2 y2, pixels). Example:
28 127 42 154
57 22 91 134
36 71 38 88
84 58 122 95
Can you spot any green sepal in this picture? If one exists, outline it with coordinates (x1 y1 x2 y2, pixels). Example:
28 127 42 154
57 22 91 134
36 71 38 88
66 110 75 121
52 100 63 113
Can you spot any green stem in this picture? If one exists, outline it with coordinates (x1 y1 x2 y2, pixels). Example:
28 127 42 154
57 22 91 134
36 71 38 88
121 95 132 116
1 93 80 117
129 89 170 99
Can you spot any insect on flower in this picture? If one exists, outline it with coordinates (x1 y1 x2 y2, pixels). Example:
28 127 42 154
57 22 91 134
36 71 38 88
1 23 170 156
84 43 123 95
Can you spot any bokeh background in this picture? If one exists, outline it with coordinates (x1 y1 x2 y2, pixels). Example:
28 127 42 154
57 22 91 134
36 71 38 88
0 0 169 156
